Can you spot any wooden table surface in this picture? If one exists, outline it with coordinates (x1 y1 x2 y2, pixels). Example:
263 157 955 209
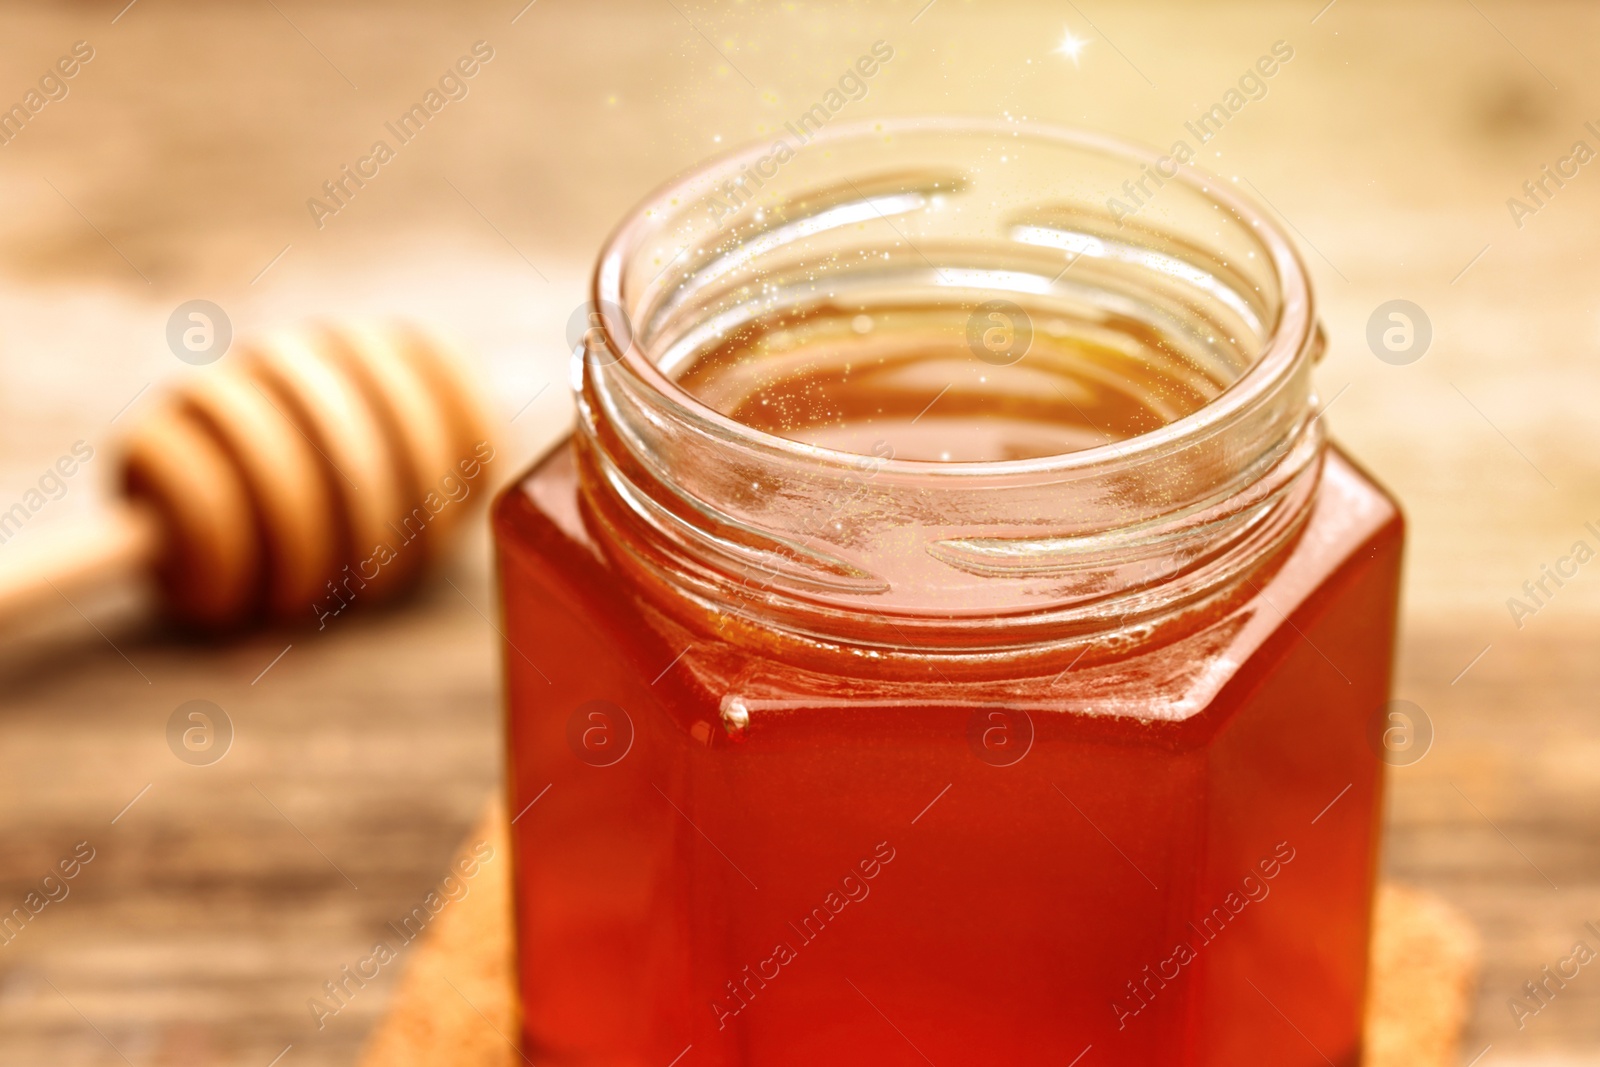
1 2 1597 1064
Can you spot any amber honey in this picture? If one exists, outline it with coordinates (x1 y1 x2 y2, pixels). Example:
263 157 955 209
495 119 1401 1066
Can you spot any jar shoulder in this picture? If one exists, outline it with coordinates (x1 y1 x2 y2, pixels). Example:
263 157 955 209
492 437 1403 730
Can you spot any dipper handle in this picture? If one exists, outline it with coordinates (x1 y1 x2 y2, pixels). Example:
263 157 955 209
0 503 160 621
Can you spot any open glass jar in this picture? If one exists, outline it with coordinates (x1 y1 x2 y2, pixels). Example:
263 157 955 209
495 118 1402 1066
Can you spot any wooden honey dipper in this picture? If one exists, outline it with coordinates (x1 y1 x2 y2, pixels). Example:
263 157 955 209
0 321 495 631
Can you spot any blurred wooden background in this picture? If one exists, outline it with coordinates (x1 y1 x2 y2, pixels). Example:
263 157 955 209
0 1 1596 1064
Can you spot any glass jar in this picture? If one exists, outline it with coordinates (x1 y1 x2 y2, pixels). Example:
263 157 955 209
495 118 1402 1066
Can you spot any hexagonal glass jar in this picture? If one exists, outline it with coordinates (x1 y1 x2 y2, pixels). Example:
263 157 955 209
494 119 1402 1067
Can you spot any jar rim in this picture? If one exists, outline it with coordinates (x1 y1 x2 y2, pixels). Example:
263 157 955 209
591 115 1316 481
